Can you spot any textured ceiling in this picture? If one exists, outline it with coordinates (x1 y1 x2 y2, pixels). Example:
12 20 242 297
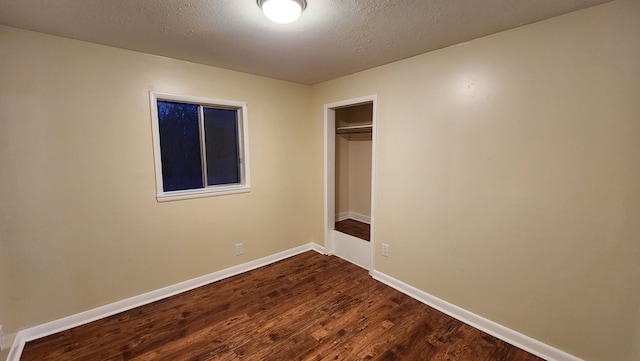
0 0 613 84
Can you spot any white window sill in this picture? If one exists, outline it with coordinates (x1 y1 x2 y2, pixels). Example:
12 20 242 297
157 185 251 202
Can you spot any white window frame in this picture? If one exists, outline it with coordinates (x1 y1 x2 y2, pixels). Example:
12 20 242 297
149 91 251 202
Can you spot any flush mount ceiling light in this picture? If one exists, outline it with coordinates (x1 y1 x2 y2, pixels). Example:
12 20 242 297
258 0 307 24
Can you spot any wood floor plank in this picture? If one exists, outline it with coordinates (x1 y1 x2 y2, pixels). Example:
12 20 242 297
335 219 370 241
20 251 543 361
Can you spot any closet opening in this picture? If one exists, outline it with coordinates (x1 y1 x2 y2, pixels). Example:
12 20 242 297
324 95 376 271
334 103 373 242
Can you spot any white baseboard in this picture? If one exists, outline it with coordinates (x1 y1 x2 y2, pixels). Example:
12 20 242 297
335 212 349 222
348 212 370 224
6 243 325 361
6 333 21 361
371 270 583 361
335 211 371 224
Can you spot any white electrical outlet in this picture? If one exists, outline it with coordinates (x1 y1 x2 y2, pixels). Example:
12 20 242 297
0 324 4 350
381 243 389 257
235 243 243 256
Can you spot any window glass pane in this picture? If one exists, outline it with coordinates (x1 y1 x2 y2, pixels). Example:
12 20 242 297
203 107 240 185
157 100 203 191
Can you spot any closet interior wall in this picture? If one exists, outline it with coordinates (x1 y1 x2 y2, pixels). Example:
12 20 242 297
335 104 373 224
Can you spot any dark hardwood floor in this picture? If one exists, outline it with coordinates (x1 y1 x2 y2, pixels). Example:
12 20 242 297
20 252 543 361
335 219 370 241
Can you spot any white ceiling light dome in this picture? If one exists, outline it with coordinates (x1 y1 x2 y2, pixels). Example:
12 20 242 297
258 0 307 24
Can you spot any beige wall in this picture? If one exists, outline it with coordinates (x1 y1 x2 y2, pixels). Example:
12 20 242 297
0 240 16 342
0 25 320 333
335 135 350 217
335 136 372 219
314 1 640 360
348 140 372 218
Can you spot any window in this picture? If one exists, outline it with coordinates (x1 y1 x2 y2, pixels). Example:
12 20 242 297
150 92 250 202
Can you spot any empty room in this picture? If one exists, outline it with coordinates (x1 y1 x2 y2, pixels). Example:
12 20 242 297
0 0 638 360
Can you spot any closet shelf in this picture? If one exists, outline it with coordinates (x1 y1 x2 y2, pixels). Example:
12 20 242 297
336 124 372 134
